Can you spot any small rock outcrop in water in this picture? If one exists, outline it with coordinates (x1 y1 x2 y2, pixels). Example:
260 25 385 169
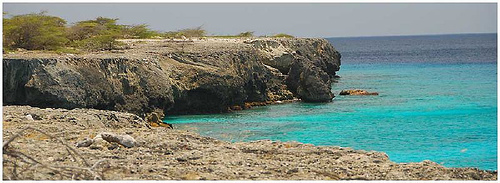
340 89 379 96
3 38 341 116
3 106 497 180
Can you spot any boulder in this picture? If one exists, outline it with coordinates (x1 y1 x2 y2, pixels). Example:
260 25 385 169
100 132 137 148
75 137 94 147
286 59 334 102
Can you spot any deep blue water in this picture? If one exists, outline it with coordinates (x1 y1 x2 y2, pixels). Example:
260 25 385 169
165 34 498 170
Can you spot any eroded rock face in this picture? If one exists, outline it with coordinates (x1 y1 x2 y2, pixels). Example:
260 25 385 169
3 57 174 116
3 38 341 115
286 58 334 102
253 38 341 102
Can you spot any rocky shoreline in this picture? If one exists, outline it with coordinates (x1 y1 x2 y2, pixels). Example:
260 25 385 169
2 105 497 180
3 38 497 180
3 37 340 117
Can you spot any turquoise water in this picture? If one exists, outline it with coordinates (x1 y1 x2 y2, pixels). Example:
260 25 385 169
165 34 497 170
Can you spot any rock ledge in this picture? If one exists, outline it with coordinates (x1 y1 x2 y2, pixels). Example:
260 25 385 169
3 38 341 116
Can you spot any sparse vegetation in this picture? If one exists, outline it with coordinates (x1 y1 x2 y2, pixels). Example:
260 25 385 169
163 31 183 39
2 13 160 52
3 12 295 52
178 26 206 38
163 26 207 39
236 31 254 37
74 34 122 51
206 31 255 38
121 24 161 39
272 33 294 38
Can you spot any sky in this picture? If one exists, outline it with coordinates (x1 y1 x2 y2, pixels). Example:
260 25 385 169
2 3 497 38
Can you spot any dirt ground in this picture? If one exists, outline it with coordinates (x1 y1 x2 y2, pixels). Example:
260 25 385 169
2 105 497 180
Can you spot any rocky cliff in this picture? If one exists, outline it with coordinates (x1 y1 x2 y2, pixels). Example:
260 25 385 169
3 38 341 116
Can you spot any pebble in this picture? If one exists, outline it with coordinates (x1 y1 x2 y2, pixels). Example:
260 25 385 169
25 114 34 121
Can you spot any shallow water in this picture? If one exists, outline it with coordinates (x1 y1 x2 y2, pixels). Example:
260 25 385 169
165 34 497 170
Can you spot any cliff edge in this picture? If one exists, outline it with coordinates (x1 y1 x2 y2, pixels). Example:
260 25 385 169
3 38 341 116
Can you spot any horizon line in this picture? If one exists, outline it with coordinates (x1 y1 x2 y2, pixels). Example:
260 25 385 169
325 32 497 39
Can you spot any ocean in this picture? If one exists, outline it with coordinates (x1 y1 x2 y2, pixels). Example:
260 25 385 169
164 33 498 170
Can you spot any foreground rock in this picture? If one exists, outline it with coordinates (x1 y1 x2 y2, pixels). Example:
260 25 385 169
3 106 496 180
340 89 379 96
3 38 341 116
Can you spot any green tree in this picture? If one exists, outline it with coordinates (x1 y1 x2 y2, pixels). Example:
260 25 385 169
67 17 123 41
3 12 68 50
66 21 103 41
75 34 119 51
68 17 124 51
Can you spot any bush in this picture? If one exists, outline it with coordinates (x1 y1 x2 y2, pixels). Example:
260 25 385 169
178 26 206 38
66 21 103 41
3 12 298 52
163 26 206 39
3 12 68 50
272 33 294 38
67 17 126 51
121 24 160 39
74 34 122 51
163 31 182 39
67 17 123 41
67 17 159 50
237 31 254 37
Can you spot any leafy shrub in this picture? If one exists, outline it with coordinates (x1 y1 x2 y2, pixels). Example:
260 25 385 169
163 31 183 39
67 17 126 51
74 34 122 51
67 17 123 41
68 17 160 43
66 21 103 41
272 33 294 38
121 24 160 39
178 26 206 38
163 26 206 39
237 31 254 37
3 12 68 50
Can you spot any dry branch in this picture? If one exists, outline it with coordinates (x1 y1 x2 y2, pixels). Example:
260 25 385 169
2 127 109 180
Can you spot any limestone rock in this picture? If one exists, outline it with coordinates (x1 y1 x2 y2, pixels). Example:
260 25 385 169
3 38 341 114
286 59 334 102
76 137 94 147
25 114 34 121
100 132 137 148
3 57 174 116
